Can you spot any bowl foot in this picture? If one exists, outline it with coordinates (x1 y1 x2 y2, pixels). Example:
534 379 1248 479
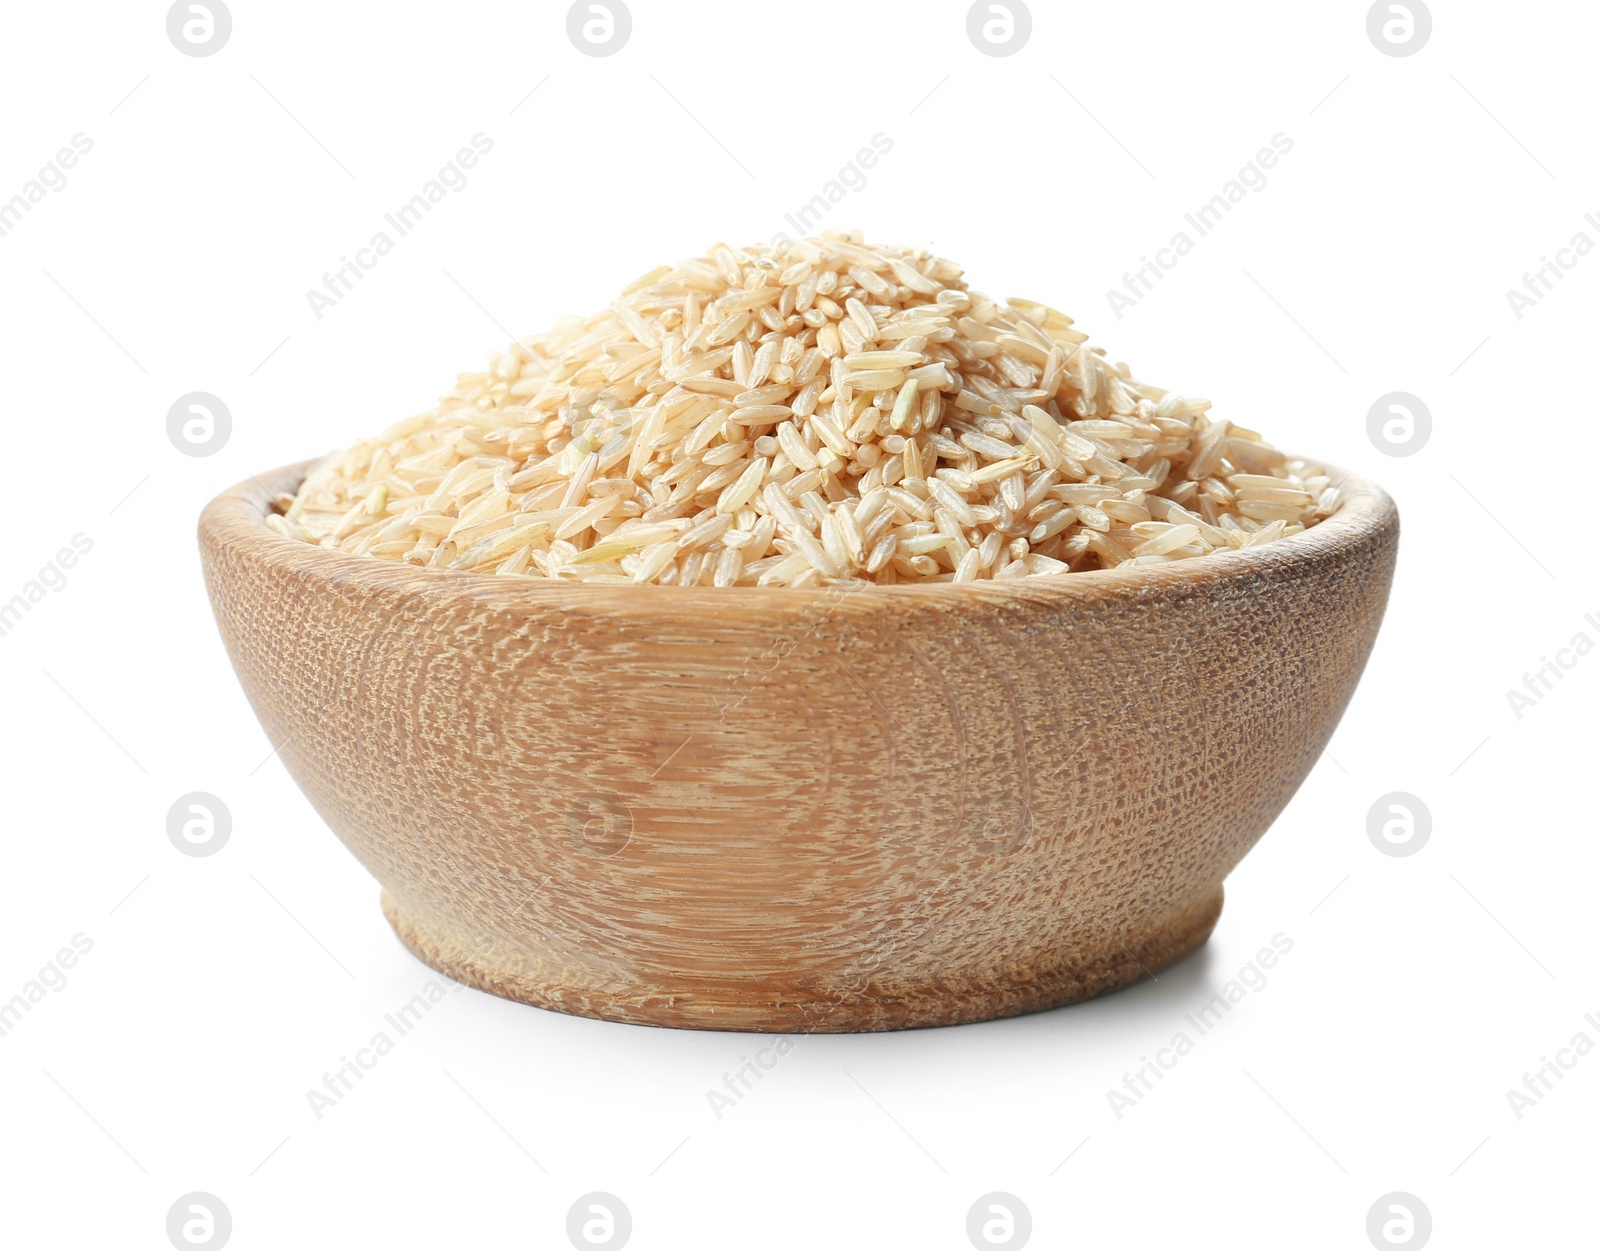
380 885 1224 1033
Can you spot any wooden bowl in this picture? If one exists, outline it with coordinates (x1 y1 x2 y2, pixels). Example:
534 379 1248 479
200 460 1397 1032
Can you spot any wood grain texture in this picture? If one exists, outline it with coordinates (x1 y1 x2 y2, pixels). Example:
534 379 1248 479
200 460 1398 1032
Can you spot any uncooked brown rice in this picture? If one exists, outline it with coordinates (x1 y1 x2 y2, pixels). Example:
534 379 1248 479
276 232 1339 586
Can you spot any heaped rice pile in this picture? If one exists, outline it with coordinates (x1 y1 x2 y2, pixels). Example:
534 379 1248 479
277 232 1339 586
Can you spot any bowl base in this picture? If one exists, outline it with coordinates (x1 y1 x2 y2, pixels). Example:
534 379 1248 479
380 885 1224 1033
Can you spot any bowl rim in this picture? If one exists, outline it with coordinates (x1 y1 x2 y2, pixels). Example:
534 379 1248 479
200 457 1398 611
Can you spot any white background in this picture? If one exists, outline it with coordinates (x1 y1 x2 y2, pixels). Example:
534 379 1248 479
1 1 1595 1247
